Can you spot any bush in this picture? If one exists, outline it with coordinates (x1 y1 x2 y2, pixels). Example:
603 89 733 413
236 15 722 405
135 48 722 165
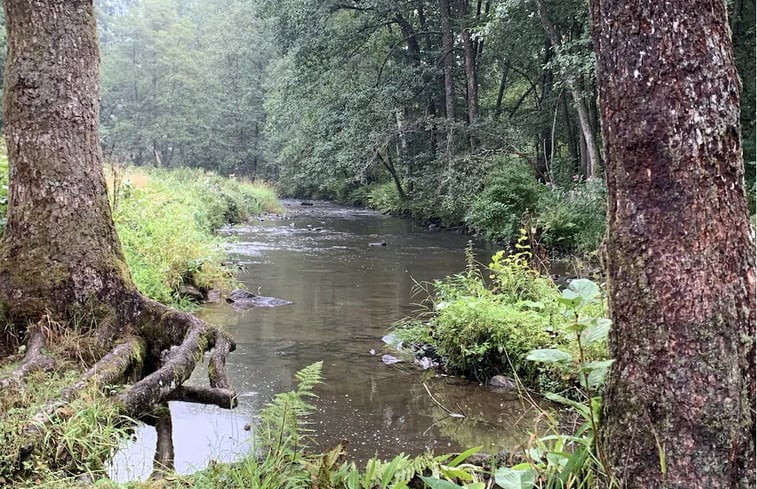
465 161 545 243
393 240 608 390
537 178 607 254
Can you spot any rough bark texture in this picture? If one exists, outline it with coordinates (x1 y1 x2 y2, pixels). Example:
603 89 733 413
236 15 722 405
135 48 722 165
0 0 134 325
591 1 756 487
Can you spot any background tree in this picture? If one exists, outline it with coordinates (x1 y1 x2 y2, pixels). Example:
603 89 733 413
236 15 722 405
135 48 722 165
590 0 755 487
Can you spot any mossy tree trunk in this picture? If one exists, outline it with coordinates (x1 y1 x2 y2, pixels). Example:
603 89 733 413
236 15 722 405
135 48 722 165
0 0 236 474
590 0 755 487
0 0 136 326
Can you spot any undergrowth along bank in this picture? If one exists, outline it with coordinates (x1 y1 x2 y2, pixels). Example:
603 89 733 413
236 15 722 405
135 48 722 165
393 235 609 394
109 166 282 307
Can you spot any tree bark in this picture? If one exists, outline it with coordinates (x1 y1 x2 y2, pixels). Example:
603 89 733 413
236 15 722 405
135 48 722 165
591 0 756 487
0 0 135 324
0 0 237 468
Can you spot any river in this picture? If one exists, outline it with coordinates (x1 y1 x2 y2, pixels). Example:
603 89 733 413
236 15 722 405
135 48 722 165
111 200 538 481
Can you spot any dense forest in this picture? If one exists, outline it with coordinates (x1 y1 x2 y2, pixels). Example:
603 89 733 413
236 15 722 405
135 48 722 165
89 0 754 251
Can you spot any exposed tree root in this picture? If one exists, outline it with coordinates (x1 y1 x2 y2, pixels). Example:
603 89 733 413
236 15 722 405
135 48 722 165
16 295 238 462
0 323 56 390
145 404 175 480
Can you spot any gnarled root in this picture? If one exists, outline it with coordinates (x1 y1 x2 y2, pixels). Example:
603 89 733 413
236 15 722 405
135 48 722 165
0 322 56 390
17 294 237 460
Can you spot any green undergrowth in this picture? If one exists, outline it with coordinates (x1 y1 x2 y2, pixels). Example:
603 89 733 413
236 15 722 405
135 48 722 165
111 166 283 307
336 156 607 256
0 368 131 486
393 235 608 393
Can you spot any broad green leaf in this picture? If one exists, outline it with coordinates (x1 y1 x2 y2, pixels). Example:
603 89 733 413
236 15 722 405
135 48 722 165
544 392 590 419
493 466 535 489
420 476 464 489
465 483 486 489
562 279 600 307
448 446 483 467
526 348 572 363
581 318 612 345
579 360 615 389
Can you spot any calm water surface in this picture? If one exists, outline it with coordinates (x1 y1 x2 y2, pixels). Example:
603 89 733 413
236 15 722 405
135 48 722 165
112 201 538 480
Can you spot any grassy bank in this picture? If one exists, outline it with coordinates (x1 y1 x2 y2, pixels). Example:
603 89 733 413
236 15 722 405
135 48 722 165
111 166 282 306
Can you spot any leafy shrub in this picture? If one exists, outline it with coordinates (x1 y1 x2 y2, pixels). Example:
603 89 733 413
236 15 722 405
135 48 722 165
536 178 607 254
394 240 608 390
366 182 404 215
465 162 545 243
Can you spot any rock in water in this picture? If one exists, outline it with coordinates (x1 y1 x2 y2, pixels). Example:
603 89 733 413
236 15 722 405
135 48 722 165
382 354 402 365
178 284 204 302
226 289 293 308
206 289 222 303
368 242 387 247
489 375 516 391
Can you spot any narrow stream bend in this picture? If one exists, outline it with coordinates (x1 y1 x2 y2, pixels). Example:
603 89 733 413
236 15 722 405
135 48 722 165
112 201 539 481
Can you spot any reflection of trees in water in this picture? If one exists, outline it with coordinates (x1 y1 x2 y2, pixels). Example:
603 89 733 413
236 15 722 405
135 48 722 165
408 379 540 452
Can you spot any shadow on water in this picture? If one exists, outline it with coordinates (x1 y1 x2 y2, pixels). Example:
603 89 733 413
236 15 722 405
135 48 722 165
110 200 542 481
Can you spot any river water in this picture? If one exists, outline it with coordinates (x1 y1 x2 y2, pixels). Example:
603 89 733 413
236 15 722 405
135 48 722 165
111 201 539 481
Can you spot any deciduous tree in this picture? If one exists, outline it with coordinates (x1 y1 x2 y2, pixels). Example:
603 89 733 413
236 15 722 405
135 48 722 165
591 0 755 486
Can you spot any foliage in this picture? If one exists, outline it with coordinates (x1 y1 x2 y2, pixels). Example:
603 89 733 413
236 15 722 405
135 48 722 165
493 278 613 488
464 162 546 243
395 239 607 388
0 368 131 484
112 166 281 307
536 178 607 254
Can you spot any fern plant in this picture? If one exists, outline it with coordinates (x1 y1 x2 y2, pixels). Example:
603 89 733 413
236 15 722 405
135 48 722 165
257 361 323 462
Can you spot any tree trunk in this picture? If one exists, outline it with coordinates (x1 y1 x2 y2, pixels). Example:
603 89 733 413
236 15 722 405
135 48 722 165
439 0 455 154
591 0 756 487
0 0 135 323
0 0 236 469
458 0 479 150
533 0 601 178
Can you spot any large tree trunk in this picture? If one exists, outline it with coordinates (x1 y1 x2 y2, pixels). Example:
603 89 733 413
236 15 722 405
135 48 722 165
0 0 134 323
591 0 755 487
0 0 236 472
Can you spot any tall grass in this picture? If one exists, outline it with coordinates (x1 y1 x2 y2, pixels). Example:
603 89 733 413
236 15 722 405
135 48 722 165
111 166 282 306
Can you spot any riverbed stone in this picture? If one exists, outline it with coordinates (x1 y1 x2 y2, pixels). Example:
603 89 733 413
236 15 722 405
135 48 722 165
227 289 293 308
489 375 516 391
178 284 204 302
206 289 221 303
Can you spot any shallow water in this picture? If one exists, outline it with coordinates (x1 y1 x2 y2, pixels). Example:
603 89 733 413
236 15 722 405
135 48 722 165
111 201 539 481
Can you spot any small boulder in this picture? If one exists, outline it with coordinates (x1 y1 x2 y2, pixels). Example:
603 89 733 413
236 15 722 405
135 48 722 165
206 289 222 303
368 242 387 247
489 375 517 391
300 201 314 206
381 354 402 365
179 284 204 302
226 289 293 308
